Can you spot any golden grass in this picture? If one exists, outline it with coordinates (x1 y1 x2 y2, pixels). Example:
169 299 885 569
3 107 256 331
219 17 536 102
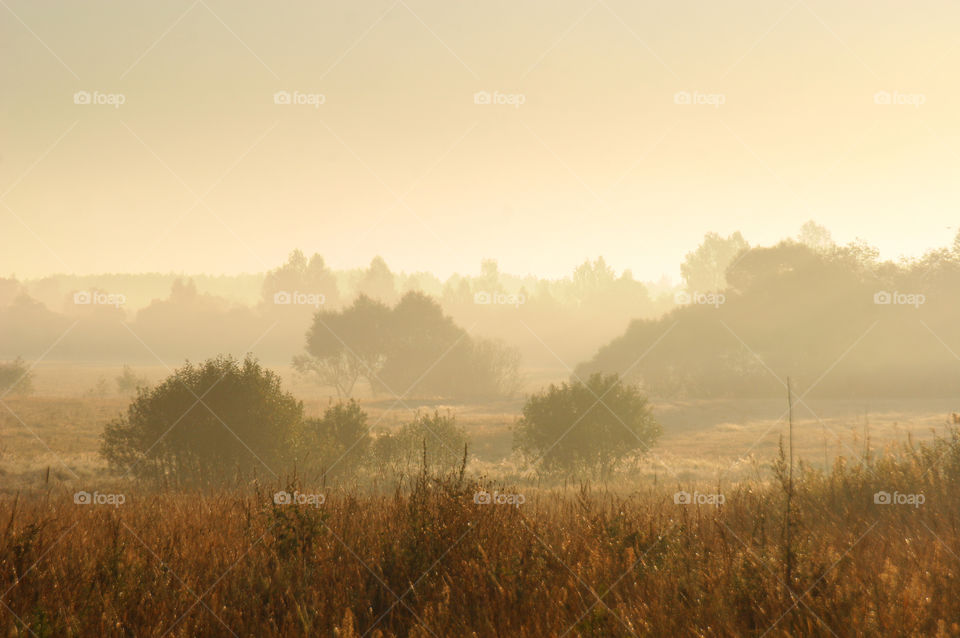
4 440 960 637
4 367 960 635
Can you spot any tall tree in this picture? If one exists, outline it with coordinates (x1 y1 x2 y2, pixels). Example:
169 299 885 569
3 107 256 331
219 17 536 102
680 232 749 292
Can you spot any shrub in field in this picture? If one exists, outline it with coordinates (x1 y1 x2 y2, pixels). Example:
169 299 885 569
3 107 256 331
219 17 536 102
514 372 661 478
302 399 371 478
0 357 33 396
115 364 148 396
372 410 468 476
101 355 302 483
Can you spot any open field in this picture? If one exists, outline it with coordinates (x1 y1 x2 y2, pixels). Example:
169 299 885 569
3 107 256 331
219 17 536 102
4 440 960 637
4 365 960 636
1 365 957 489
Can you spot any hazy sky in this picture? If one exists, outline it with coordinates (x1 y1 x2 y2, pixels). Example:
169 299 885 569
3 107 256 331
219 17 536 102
2 0 959 281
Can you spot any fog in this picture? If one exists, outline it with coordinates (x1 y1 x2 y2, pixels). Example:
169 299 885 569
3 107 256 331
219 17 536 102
4 2 960 635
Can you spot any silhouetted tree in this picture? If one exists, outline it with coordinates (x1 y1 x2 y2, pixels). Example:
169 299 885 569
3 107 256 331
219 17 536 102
298 291 521 399
797 220 834 253
295 295 391 397
680 231 749 292
357 256 397 303
261 249 339 307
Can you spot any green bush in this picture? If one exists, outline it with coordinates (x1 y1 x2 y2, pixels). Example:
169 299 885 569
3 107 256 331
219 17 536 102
101 355 302 484
514 373 661 478
302 399 371 479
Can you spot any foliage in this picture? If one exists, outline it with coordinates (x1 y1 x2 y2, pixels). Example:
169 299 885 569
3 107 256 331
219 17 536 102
372 410 468 476
514 373 661 478
298 292 521 399
302 399 371 479
115 365 148 396
296 294 391 398
0 357 34 397
100 355 302 483
580 236 960 398
680 231 749 292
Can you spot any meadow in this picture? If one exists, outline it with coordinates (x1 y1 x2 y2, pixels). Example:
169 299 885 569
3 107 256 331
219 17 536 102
3 364 960 636
3 433 960 637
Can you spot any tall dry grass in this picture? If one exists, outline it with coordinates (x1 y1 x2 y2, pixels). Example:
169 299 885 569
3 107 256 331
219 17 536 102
3 432 960 637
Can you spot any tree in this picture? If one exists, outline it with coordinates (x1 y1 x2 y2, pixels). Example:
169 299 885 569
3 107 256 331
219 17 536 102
514 373 661 478
570 257 616 305
797 220 834 253
262 249 339 307
303 399 371 478
295 295 391 397
115 365 148 396
297 291 521 400
101 356 302 483
680 232 749 292
0 357 34 396
356 256 397 303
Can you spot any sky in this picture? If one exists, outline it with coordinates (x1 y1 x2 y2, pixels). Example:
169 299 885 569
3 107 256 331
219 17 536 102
2 0 959 281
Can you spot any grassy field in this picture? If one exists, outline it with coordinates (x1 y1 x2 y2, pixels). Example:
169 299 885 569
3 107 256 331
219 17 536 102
3 364 960 636
2 364 956 488
3 436 960 637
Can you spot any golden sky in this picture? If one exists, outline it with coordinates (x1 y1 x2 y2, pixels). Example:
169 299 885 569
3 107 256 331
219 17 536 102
2 0 959 280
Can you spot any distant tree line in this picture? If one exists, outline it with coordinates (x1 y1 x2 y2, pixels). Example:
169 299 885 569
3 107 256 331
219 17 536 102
578 225 960 398
0 251 669 371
